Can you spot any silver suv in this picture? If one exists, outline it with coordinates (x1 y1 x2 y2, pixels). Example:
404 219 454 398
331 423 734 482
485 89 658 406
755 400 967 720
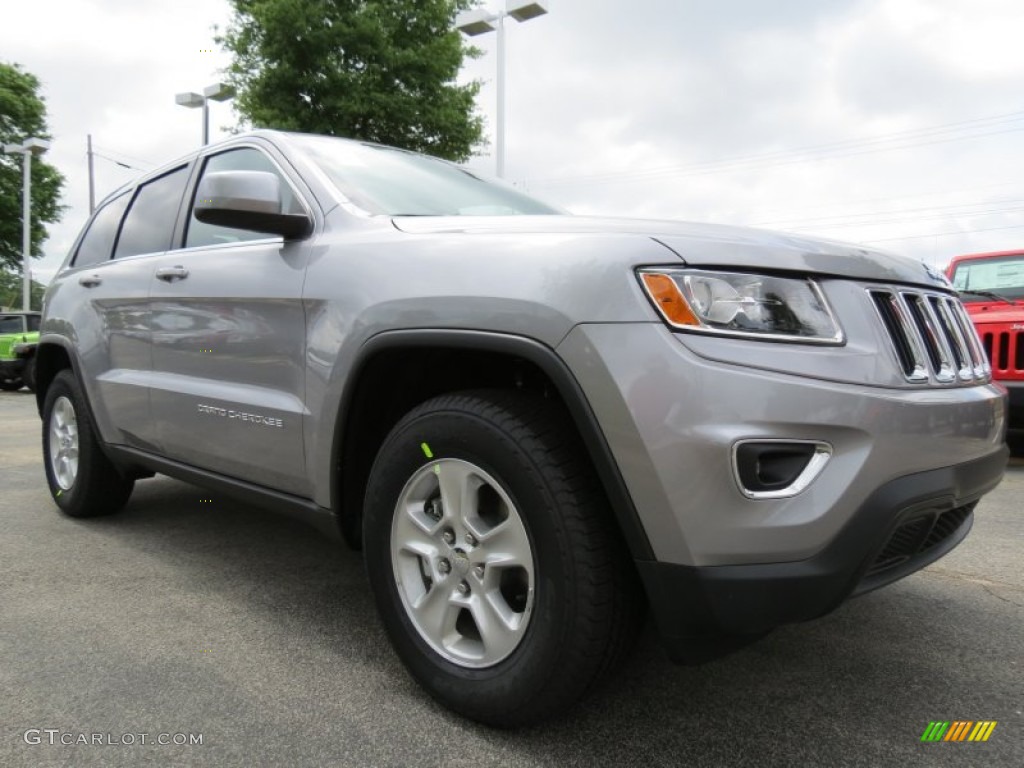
36 131 1007 726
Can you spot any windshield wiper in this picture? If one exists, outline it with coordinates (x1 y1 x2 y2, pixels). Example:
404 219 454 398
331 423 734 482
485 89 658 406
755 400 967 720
959 289 1019 306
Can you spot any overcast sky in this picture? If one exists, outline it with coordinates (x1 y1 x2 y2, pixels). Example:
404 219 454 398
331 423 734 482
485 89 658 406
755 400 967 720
4 0 1024 283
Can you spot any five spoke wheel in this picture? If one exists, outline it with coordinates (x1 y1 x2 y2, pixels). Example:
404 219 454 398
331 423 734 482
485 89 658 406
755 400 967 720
391 459 534 668
48 395 79 491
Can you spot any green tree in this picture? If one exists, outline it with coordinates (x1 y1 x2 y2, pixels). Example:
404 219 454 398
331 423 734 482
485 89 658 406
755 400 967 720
0 62 65 274
219 0 485 162
0 269 44 311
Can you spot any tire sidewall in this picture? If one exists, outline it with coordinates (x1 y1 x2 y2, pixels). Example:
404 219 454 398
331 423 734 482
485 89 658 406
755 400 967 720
365 406 576 711
42 371 93 515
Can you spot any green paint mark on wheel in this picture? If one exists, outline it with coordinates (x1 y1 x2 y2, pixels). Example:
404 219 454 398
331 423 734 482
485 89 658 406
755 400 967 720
421 442 434 459
434 464 441 476
56 490 62 497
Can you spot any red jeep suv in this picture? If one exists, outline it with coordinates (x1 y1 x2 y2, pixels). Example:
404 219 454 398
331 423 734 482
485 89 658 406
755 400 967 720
947 250 1024 440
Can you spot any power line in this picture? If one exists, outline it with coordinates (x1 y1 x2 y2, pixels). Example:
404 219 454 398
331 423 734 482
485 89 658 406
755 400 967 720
92 144 156 169
748 179 1024 224
780 201 1024 232
752 194 1024 228
530 109 1024 188
92 151 144 171
863 222 1024 244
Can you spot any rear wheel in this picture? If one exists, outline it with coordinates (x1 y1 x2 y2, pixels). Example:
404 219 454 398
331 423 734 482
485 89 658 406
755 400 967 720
0 378 22 391
42 370 134 517
363 390 643 727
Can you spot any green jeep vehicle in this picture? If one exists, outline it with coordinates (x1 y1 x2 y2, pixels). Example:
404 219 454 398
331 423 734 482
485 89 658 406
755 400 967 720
0 311 40 391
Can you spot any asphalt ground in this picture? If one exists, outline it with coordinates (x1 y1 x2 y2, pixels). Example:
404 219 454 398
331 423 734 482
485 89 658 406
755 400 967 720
1 390 1021 768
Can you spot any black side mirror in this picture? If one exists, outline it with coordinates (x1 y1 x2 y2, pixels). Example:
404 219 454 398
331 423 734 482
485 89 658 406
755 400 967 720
194 170 311 239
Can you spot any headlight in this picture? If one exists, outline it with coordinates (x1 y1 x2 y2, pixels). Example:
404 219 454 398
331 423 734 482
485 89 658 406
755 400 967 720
638 268 844 344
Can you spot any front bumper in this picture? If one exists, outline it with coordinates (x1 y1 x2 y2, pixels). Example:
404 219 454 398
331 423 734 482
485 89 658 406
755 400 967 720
635 449 1006 659
558 323 1007 566
557 321 1007 658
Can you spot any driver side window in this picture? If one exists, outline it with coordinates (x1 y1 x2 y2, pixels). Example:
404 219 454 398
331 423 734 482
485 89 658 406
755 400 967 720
185 148 303 249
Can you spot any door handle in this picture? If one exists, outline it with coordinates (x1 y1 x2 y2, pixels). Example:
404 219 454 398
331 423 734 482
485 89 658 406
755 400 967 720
78 274 102 288
155 266 190 282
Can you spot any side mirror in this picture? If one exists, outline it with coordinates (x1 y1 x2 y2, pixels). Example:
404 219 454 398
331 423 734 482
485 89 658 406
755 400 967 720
194 170 311 239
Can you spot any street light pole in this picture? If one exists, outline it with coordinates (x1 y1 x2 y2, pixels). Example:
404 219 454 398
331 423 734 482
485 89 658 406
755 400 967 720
175 83 236 146
3 137 49 311
21 147 31 310
456 1 549 178
496 12 507 178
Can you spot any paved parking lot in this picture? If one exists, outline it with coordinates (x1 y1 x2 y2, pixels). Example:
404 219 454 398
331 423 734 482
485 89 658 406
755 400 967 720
1 391 1021 767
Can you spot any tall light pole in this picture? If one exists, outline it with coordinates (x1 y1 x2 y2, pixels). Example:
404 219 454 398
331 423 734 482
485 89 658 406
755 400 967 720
175 82 236 145
2 137 50 311
456 1 549 178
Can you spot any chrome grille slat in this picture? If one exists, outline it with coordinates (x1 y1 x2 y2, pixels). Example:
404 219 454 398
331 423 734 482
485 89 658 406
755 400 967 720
868 287 990 386
934 297 974 381
903 293 956 382
950 300 991 378
869 291 928 381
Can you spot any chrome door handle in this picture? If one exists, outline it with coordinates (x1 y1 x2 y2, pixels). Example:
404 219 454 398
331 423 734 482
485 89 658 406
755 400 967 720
155 266 190 282
78 274 102 288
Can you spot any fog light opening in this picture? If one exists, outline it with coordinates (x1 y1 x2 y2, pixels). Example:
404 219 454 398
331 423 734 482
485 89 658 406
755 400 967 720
733 440 832 499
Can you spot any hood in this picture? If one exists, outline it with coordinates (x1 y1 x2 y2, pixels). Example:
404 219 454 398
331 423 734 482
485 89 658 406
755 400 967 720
392 214 952 289
962 301 1024 325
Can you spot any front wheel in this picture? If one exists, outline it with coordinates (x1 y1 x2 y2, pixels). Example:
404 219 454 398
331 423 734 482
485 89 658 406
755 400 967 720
363 390 642 727
42 370 134 517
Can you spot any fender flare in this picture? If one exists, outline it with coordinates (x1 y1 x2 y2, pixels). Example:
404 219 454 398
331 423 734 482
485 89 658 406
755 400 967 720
331 329 655 561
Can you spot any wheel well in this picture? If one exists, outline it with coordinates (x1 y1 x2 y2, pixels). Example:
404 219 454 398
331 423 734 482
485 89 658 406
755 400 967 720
33 343 73 416
336 347 565 549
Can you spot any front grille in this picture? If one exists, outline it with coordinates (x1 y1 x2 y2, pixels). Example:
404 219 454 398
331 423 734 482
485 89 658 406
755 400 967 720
865 503 976 578
868 289 990 385
980 329 1023 373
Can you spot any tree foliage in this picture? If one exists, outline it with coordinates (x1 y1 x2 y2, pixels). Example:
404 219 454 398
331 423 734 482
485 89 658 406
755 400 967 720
0 269 45 311
0 62 65 273
219 0 486 162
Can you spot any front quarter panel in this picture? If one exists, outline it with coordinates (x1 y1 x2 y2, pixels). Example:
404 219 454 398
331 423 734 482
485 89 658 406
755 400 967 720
303 215 679 508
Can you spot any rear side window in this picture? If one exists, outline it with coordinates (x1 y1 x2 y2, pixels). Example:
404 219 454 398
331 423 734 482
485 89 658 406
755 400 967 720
26 315 40 332
72 192 131 267
114 166 190 259
185 148 304 249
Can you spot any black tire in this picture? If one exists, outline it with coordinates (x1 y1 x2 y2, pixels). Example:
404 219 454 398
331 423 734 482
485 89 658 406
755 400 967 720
42 369 134 517
363 390 643 727
1009 434 1024 458
22 359 36 392
0 378 22 391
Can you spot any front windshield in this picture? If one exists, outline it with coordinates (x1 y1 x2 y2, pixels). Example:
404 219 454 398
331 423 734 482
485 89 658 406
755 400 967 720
951 254 1024 301
293 135 561 217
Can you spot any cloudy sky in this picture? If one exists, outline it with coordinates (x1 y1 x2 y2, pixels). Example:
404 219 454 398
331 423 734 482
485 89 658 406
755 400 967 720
4 0 1024 283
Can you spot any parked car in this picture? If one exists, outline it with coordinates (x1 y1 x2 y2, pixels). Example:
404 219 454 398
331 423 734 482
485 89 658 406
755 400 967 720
0 310 40 391
947 250 1024 441
34 131 1007 726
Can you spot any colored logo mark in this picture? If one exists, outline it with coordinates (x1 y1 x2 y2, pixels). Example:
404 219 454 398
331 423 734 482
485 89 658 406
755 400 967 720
920 721 997 742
